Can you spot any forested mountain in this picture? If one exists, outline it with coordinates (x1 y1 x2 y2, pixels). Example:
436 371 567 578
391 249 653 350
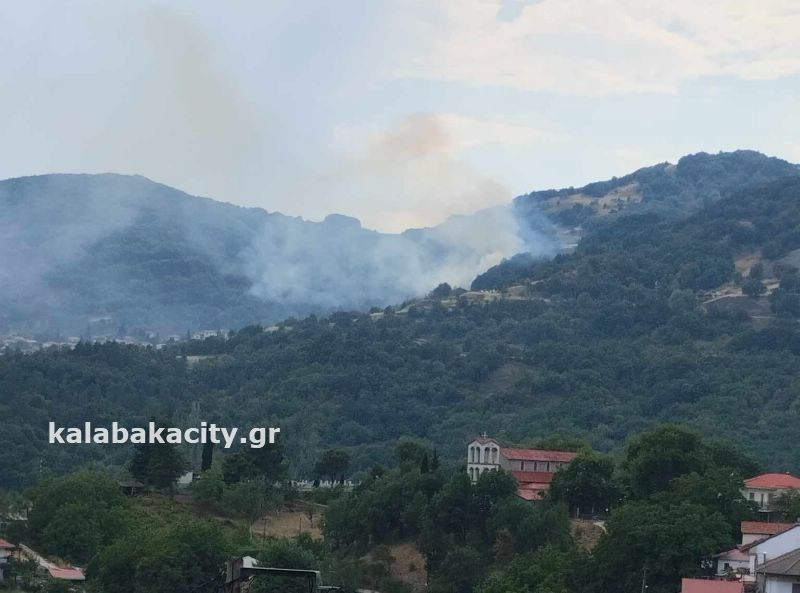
2 151 795 338
3 170 800 489
512 149 798 228
0 173 554 336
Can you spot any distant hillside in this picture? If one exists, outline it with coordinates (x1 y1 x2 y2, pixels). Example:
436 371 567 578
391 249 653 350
1 151 796 337
477 150 799 289
0 174 553 336
514 149 798 228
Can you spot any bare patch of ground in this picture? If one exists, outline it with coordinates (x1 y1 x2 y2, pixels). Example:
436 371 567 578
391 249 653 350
251 509 323 540
735 252 761 276
571 519 605 551
389 542 427 590
362 542 427 592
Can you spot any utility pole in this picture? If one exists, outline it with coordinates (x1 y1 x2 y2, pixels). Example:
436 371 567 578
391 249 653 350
640 566 648 593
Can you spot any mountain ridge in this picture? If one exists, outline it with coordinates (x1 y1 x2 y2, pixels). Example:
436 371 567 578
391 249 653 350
1 150 797 337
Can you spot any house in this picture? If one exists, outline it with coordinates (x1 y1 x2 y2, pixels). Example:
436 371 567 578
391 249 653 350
709 523 800 585
755 547 800 592
745 524 800 576
0 538 16 582
47 566 85 581
466 435 577 500
713 547 751 578
742 521 796 545
742 473 800 514
680 578 744 593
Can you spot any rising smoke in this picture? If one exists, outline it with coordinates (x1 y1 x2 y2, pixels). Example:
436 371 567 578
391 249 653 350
243 113 559 309
243 204 558 310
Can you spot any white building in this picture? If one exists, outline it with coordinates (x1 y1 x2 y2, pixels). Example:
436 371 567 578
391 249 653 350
466 435 577 500
742 473 800 514
747 525 800 576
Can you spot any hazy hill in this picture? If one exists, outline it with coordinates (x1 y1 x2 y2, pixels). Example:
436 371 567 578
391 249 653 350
0 174 553 336
1 150 796 337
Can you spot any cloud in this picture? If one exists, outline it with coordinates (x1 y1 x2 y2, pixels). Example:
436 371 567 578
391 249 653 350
388 0 800 95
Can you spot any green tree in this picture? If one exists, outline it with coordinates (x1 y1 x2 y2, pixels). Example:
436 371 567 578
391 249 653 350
93 517 230 593
621 425 709 498
773 490 800 523
193 465 225 506
742 278 766 298
590 501 732 593
429 545 485 593
477 544 580 593
549 453 619 515
659 468 756 540
314 449 351 483
130 421 187 489
28 471 132 565
431 283 453 298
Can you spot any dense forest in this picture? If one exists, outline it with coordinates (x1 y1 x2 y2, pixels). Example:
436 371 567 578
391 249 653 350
4 424 798 593
3 171 800 489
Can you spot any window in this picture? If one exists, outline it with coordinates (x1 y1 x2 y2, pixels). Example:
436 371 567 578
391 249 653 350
791 583 800 593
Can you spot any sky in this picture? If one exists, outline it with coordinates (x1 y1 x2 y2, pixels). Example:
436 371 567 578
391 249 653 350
1 0 799 232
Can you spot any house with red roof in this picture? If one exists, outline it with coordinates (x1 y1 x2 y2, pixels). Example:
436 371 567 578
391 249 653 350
741 521 796 545
742 473 800 514
713 546 751 579
47 566 85 581
466 435 577 500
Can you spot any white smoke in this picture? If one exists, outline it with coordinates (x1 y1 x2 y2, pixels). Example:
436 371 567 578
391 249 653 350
244 203 557 310
244 113 558 308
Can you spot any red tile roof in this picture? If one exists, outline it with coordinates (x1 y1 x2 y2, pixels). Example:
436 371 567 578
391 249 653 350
0 538 15 549
714 548 749 562
517 489 545 501
48 566 86 581
680 578 744 593
741 521 795 536
744 473 800 490
500 447 578 463
517 481 551 501
512 471 556 485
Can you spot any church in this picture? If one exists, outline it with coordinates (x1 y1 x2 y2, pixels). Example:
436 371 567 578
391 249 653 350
467 435 578 500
